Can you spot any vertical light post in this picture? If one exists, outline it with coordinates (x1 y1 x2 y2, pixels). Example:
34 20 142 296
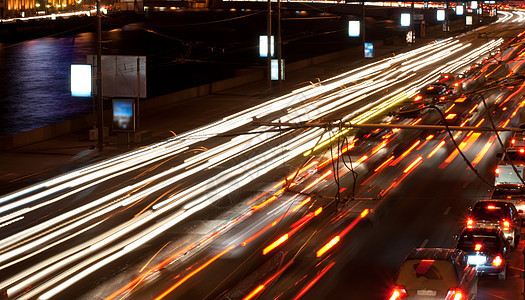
410 1 414 45
96 0 103 152
362 2 366 52
445 0 449 36
266 0 272 89
277 0 282 89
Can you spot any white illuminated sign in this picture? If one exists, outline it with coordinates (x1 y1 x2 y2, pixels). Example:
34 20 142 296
456 5 464 15
437 9 445 21
471 1 478 10
466 15 473 25
259 35 274 58
401 13 411 27
348 20 360 37
71 64 92 97
271 59 285 80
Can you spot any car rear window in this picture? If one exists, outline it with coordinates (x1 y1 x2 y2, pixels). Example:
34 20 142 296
458 234 501 250
471 204 509 220
396 260 458 290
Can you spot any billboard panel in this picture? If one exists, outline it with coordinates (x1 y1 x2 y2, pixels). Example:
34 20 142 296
71 64 92 97
401 13 411 27
348 20 360 37
259 35 275 58
113 99 135 131
88 55 146 99
364 43 374 58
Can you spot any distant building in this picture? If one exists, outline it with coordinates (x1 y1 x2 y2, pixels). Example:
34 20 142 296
1 0 76 18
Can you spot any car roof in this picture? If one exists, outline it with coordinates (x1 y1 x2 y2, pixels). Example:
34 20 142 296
473 200 514 207
405 248 464 263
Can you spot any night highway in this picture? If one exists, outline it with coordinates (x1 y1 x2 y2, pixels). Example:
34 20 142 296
2 10 525 300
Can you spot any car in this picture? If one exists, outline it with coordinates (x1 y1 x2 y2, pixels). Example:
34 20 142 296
455 227 510 280
467 200 522 248
509 132 525 148
413 83 451 103
491 185 525 217
389 248 477 300
442 95 483 127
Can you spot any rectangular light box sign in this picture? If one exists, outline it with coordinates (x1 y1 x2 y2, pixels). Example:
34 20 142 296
259 35 274 58
466 16 473 25
364 42 374 58
401 13 411 27
113 99 135 131
348 20 360 37
456 5 464 15
437 9 445 21
471 1 478 10
71 64 92 97
271 59 285 80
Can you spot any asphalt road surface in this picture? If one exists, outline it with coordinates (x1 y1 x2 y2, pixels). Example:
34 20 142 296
2 10 525 300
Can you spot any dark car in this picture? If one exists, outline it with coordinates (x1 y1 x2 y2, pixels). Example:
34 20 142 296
413 83 451 103
467 200 522 248
389 248 477 300
442 95 483 127
491 185 525 217
455 227 509 280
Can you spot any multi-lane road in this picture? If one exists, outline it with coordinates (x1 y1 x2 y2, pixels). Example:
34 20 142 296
2 10 525 300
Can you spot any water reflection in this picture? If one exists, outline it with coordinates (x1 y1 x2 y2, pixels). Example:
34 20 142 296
0 34 94 136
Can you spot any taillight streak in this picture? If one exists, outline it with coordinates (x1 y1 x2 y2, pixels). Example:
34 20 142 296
293 262 335 300
154 245 235 300
316 209 369 258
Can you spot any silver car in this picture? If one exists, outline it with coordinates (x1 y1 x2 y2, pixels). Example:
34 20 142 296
390 248 477 300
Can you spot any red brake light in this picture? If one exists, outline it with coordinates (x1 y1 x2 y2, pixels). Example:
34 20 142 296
415 95 423 101
445 288 464 300
475 243 482 251
503 220 510 229
492 255 503 267
444 75 449 79
389 286 407 300
487 205 496 210
495 168 500 174
454 82 459 87
512 138 516 144
427 86 435 90
467 218 473 227
520 149 525 154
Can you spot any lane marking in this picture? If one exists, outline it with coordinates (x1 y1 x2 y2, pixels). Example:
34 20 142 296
420 239 429 248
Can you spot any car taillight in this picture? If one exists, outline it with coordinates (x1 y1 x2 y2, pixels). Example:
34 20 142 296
475 243 482 251
492 255 503 267
467 218 473 228
445 288 464 300
502 220 510 230
512 138 516 144
389 286 407 300
415 95 423 101
495 168 500 175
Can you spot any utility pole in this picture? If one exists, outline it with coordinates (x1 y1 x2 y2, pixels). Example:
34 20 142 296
96 0 103 152
277 0 282 89
362 2 366 48
410 1 414 45
267 0 272 89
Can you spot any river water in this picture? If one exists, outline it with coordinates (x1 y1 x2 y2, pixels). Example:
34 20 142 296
0 10 398 137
